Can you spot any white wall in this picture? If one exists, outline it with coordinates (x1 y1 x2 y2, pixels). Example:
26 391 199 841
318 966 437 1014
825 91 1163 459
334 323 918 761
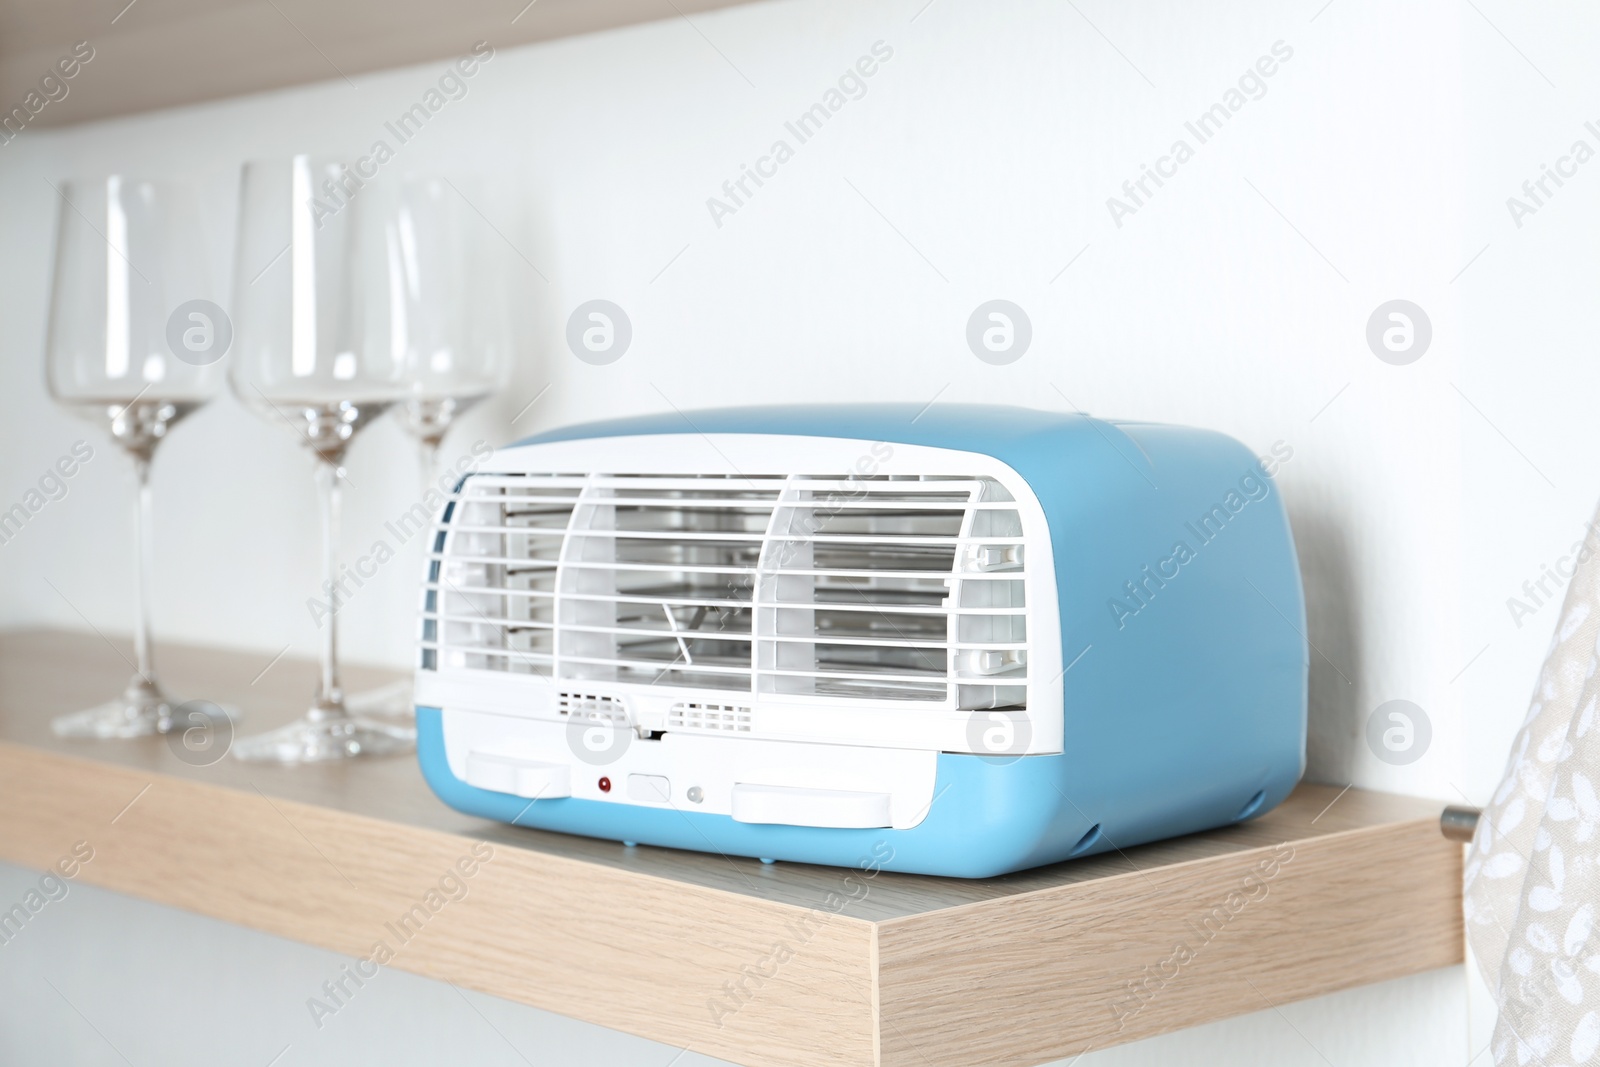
4 0 1588 1060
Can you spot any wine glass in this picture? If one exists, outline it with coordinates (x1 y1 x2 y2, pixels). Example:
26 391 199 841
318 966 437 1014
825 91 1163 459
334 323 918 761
389 173 511 480
346 171 512 717
46 175 230 739
228 154 416 762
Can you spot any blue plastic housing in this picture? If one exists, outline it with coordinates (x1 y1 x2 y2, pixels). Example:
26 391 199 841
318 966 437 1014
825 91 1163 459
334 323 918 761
416 405 1308 878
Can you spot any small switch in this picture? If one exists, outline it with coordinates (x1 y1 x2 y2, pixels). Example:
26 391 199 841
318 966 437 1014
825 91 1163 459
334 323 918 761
627 774 671 804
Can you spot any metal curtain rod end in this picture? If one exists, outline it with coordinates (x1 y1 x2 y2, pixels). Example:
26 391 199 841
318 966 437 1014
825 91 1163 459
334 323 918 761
1440 805 1480 842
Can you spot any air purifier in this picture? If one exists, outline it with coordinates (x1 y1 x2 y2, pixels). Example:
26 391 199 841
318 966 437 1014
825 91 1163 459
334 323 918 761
415 405 1306 877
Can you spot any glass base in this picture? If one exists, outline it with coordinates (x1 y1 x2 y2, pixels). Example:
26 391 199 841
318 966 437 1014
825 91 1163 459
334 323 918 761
343 678 416 718
52 678 181 739
231 706 415 764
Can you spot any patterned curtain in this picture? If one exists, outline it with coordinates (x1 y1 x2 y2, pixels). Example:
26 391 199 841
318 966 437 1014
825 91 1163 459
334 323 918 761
1464 514 1600 1064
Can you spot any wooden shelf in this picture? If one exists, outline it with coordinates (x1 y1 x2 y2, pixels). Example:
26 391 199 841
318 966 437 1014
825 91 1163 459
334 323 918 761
0 0 759 129
0 630 1462 1067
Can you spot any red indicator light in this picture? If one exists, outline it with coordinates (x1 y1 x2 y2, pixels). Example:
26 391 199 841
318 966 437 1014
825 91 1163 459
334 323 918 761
598 776 612 793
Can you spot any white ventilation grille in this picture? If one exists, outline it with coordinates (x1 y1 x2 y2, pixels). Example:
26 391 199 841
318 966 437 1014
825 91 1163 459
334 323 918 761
558 691 627 724
560 475 776 692
423 472 1030 713
668 702 753 732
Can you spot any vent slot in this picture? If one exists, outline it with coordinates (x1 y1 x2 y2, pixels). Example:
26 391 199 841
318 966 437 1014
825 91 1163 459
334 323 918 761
558 691 629 728
668 701 753 732
423 470 1032 715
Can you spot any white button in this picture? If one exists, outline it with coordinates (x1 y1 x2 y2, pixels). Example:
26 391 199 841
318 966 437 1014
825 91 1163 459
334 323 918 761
731 783 892 828
627 774 671 804
463 752 571 799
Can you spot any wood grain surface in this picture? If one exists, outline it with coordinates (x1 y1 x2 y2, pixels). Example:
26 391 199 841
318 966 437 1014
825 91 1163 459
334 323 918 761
0 629 1464 1067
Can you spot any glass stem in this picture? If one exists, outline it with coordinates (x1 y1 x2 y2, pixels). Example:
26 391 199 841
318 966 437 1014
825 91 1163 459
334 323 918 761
131 454 157 691
419 437 441 503
315 457 346 719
